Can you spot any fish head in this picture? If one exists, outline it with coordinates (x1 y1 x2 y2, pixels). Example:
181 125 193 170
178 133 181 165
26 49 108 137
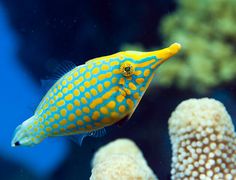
11 116 43 147
117 43 181 92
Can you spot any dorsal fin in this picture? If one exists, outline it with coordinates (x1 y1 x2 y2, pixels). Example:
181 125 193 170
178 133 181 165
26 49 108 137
41 61 77 91
35 61 77 112
40 79 56 93
49 60 77 80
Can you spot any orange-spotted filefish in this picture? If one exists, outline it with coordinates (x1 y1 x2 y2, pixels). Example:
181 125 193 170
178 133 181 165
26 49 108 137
11 43 181 147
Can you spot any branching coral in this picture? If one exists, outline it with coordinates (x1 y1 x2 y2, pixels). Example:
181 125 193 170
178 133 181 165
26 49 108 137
156 0 236 93
169 98 236 179
90 139 157 180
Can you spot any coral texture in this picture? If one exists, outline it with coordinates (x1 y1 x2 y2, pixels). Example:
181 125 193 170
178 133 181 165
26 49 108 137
90 139 157 180
169 98 236 179
156 0 236 93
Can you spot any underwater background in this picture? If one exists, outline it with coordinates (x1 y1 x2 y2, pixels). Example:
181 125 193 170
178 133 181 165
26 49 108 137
0 0 235 179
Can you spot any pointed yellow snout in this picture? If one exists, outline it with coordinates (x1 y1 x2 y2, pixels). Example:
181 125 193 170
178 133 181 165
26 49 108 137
148 43 181 67
156 43 181 60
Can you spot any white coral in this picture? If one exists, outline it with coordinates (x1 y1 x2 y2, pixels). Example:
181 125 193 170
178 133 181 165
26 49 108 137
90 139 157 180
169 98 236 180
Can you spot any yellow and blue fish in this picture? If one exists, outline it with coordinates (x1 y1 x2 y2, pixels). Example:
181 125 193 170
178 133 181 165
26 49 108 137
11 43 181 147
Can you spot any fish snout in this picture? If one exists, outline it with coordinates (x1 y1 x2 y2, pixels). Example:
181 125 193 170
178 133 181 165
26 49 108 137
150 43 181 68
11 123 32 147
11 141 21 147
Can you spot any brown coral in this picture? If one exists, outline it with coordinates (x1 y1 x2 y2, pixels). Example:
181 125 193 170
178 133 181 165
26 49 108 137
169 98 236 179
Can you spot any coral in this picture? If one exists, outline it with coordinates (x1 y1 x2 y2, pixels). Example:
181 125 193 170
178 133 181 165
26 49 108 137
168 98 236 179
156 0 236 93
90 98 236 179
121 0 236 93
90 139 157 180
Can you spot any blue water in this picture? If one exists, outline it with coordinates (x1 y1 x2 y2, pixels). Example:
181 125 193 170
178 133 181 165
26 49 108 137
0 4 69 178
0 0 235 180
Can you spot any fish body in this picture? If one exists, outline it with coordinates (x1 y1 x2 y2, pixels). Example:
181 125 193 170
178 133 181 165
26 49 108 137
12 43 181 147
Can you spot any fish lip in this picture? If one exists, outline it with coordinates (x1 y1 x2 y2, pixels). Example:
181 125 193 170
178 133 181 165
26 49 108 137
11 141 16 147
11 138 18 147
11 132 21 147
150 42 182 68
11 136 16 147
169 43 182 54
13 141 20 147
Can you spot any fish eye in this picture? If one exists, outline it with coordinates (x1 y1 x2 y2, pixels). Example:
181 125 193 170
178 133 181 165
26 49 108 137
124 67 131 72
120 61 135 77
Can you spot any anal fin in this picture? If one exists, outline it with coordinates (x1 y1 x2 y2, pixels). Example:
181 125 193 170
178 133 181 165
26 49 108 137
70 133 88 146
88 128 106 138
70 128 106 146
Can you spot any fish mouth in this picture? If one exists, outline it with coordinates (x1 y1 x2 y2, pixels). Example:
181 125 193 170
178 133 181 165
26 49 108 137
11 132 21 147
149 43 182 69
11 141 20 147
156 43 181 60
11 125 21 147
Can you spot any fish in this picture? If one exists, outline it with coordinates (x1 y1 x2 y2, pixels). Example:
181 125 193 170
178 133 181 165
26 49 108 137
11 43 181 147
